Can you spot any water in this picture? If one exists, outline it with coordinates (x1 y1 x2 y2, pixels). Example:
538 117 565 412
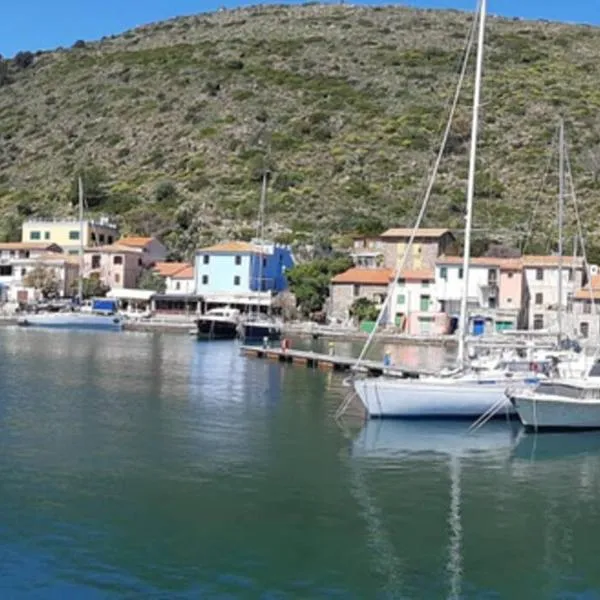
1 329 600 598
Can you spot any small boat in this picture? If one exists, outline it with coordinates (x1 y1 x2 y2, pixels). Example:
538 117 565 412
506 360 600 432
196 307 240 340
237 313 282 343
18 311 122 330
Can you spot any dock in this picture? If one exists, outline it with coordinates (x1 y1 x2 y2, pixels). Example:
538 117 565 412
240 345 436 377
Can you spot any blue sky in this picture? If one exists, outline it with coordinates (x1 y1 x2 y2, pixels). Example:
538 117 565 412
0 1 597 58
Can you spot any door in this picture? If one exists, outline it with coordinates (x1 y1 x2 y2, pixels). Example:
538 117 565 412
473 319 485 336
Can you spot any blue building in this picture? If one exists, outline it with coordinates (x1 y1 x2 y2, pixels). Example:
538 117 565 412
194 241 294 311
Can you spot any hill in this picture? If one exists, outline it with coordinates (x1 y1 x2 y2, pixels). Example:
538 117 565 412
1 4 600 259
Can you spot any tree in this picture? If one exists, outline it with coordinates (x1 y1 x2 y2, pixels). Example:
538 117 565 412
24 265 60 299
349 297 379 323
137 268 166 293
14 51 34 69
69 166 109 209
71 273 109 299
286 255 353 317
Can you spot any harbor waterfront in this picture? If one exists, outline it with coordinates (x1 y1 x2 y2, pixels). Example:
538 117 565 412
2 328 600 597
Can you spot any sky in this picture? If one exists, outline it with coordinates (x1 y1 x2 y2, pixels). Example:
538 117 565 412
0 0 598 58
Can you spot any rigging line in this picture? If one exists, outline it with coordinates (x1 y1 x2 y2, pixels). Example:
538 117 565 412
351 0 480 372
520 125 560 254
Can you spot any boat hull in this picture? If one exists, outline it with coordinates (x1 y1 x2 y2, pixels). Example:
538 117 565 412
239 323 282 343
18 313 122 331
196 319 238 340
353 377 523 419
509 394 600 431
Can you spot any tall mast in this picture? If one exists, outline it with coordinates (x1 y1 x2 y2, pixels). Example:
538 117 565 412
457 0 486 366
77 176 84 303
557 118 565 342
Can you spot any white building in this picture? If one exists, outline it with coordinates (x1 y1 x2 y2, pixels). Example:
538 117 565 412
522 255 585 332
154 262 195 295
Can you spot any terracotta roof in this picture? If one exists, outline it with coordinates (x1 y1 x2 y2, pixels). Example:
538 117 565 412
331 267 393 285
84 244 142 254
0 242 62 251
380 228 451 239
399 269 435 281
117 236 154 248
436 256 523 269
198 241 261 254
522 255 584 268
172 265 194 279
574 275 600 300
154 261 190 277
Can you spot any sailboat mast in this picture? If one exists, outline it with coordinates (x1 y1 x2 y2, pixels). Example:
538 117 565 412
255 168 268 313
77 176 84 303
457 0 486 366
557 118 565 342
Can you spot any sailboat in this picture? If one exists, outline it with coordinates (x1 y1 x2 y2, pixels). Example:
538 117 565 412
17 177 122 331
351 0 546 419
238 161 282 343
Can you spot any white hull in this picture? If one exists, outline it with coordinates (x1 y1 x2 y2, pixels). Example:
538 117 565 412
18 313 122 330
509 394 600 431
353 377 521 419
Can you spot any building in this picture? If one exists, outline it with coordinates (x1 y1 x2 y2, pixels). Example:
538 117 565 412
117 237 167 266
194 241 294 311
571 273 600 339
21 218 119 254
350 236 385 268
435 256 528 334
388 269 449 335
0 253 79 304
379 228 455 271
84 244 145 289
154 262 195 295
522 255 585 332
329 267 392 323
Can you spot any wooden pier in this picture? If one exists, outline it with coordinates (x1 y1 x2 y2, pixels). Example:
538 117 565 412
240 345 436 378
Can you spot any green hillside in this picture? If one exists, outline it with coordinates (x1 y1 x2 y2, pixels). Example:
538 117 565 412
1 4 600 258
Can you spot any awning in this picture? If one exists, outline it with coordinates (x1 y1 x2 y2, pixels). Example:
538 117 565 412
107 288 155 301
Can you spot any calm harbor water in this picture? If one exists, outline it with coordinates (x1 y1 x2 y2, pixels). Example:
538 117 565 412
1 329 600 599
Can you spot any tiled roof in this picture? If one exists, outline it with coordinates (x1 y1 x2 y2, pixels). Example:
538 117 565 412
154 261 190 277
522 255 584 268
172 265 194 279
117 236 154 248
380 228 452 239
84 243 142 254
331 267 393 285
399 269 435 281
0 242 62 251
574 275 600 300
198 241 261 254
436 255 523 269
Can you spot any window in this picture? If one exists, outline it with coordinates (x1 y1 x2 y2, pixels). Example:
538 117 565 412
91 255 101 269
440 267 447 280
202 275 209 285
29 231 41 240
397 294 406 305
138 259 142 266
44 231 50 240
69 231 80 240
507 272 514 279
353 284 360 297
175 281 181 291
422 281 429 288
458 268 464 279
397 278 405 286
232 275 241 286
533 314 544 330
568 268 574 282
535 268 543 281
68 249 78 255
235 255 241 266
20 268 26 277
584 301 592 315
203 255 210 265
91 232 96 242
507 297 512 304
108 236 114 245
580 322 590 338
0 266 12 276
262 257 267 268
113 255 123 265
488 297 497 309
535 293 543 305
114 273 120 284
420 295 430 311
99 234 105 244
488 268 497 284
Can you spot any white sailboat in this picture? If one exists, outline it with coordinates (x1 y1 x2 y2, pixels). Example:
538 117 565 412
17 177 122 331
351 0 546 419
